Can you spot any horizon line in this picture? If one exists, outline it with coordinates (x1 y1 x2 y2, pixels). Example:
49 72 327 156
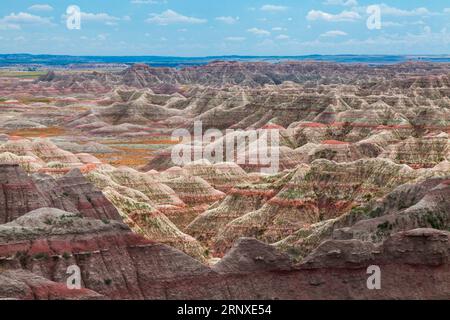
1 53 450 58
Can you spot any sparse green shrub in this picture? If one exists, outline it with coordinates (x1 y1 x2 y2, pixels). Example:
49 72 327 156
34 252 49 260
62 252 71 260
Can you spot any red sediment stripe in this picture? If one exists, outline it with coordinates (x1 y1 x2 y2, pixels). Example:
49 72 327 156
321 140 350 145
177 194 225 204
268 198 317 208
299 122 327 128
262 124 285 130
37 163 97 174
0 183 36 190
282 182 381 193
0 233 154 260
229 188 277 198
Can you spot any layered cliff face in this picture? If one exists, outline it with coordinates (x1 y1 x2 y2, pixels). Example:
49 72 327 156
0 139 81 166
0 163 207 261
49 169 122 221
91 167 185 209
0 269 103 300
97 89 184 125
186 170 289 245
28 61 450 90
2 157 444 300
380 134 449 168
102 188 208 262
275 176 450 260
0 138 101 175
0 208 223 300
0 208 448 300
333 177 450 243
4 62 449 175
44 63 450 142
161 175 225 205
0 163 122 224
0 61 449 300
0 164 51 224
211 159 418 254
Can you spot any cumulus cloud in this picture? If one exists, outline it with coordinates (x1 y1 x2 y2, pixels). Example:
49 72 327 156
28 4 54 11
79 12 122 26
276 34 290 40
247 27 271 36
261 5 288 12
307 10 361 22
0 12 54 30
131 0 158 3
382 21 404 27
146 10 207 25
0 22 20 30
216 16 239 24
225 36 246 41
321 30 348 37
3 12 53 24
61 9 124 26
379 4 431 16
323 0 357 6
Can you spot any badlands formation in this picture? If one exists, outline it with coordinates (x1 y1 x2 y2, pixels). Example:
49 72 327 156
0 61 448 299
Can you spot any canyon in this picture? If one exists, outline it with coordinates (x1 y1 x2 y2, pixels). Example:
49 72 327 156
0 61 448 299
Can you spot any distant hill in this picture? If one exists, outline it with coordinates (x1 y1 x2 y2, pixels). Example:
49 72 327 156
2 53 450 68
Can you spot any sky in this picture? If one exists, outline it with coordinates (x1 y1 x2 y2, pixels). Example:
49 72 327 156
0 0 450 56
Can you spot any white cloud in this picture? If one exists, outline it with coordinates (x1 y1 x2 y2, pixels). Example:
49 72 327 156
379 4 431 16
261 5 288 12
382 21 403 27
61 11 123 26
3 12 53 24
225 36 246 41
247 27 271 36
78 34 109 41
0 22 20 30
323 0 357 7
272 27 287 31
28 4 53 11
307 10 361 22
80 12 121 25
276 34 290 40
147 10 207 25
305 27 450 54
131 0 158 3
0 12 54 30
97 34 108 41
215 16 239 24
321 30 348 37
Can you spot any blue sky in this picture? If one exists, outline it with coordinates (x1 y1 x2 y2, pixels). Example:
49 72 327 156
0 0 449 56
